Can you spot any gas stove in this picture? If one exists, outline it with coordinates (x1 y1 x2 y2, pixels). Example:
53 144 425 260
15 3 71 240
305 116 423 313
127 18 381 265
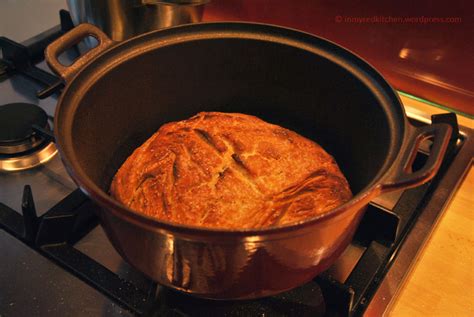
1 8 473 317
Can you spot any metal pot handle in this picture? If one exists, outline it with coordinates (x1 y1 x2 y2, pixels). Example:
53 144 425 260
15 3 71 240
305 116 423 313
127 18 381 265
45 23 115 83
381 123 452 192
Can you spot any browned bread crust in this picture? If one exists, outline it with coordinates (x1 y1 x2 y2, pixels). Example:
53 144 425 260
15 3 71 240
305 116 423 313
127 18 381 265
110 112 352 229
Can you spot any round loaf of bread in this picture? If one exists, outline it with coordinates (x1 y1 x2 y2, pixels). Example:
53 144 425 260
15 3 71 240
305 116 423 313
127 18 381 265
110 112 352 229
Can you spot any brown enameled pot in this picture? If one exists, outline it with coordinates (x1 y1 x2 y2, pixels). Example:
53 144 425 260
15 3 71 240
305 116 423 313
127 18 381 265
45 22 451 299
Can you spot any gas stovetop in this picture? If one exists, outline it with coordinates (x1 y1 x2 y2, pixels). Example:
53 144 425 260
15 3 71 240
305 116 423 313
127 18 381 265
1 8 473 317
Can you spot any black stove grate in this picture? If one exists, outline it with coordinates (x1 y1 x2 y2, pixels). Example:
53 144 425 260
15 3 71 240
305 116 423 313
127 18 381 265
0 187 157 315
0 9 74 99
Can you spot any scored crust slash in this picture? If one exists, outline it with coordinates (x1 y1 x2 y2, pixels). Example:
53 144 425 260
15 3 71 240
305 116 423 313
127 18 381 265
110 112 352 229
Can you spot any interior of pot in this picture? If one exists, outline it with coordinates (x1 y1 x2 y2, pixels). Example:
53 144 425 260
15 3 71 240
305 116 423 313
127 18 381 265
65 37 401 200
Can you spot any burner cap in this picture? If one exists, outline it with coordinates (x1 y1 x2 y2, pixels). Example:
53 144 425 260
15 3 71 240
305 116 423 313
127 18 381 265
0 103 57 171
0 103 48 143
0 103 49 155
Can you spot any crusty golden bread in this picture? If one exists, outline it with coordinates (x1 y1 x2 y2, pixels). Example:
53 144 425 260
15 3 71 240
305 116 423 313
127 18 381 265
110 112 352 229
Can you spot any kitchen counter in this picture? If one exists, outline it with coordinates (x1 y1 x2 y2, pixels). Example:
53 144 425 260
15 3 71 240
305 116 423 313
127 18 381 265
388 95 473 316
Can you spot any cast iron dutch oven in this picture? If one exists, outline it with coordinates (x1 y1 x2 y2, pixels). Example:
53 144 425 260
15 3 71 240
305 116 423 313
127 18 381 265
45 22 451 299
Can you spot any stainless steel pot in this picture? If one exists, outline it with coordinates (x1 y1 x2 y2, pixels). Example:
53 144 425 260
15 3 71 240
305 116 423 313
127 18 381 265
67 0 208 43
45 23 451 300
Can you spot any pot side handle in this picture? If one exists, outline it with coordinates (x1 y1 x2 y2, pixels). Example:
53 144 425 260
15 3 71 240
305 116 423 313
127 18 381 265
381 123 452 192
45 23 115 83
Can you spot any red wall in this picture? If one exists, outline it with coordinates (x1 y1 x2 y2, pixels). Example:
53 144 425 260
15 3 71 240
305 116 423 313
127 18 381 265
204 0 473 115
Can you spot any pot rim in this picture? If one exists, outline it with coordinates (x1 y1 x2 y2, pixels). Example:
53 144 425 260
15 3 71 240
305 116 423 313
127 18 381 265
54 21 407 236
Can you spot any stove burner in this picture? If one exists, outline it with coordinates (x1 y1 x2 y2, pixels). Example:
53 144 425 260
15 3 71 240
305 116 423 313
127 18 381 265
0 103 47 153
0 103 57 171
